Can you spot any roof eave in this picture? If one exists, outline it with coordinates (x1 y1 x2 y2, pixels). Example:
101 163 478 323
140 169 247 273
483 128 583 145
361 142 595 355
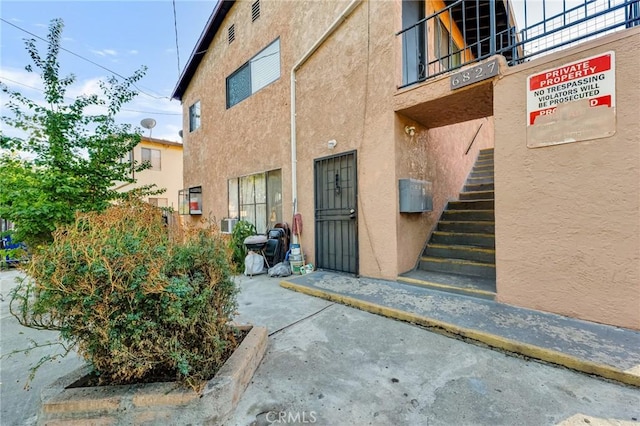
171 0 235 101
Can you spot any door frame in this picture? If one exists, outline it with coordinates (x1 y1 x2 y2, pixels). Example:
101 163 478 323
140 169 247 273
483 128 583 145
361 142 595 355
313 150 359 276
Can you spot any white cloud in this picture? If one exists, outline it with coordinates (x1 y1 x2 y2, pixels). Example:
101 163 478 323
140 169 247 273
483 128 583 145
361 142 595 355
153 124 183 143
129 50 139 55
91 49 118 57
10 18 23 23
0 67 44 92
67 77 104 98
34 23 47 28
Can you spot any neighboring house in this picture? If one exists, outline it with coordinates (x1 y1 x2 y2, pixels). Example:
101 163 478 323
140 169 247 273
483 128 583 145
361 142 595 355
172 0 639 330
116 136 184 211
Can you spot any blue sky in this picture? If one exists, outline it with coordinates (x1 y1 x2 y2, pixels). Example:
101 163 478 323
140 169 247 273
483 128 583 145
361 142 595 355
1 0 217 142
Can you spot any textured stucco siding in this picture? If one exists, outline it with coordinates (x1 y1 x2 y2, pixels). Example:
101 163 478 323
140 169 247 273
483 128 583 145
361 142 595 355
181 1 410 278
494 28 640 330
295 1 398 279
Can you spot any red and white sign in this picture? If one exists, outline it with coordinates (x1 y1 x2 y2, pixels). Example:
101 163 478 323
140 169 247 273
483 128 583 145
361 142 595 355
527 52 615 126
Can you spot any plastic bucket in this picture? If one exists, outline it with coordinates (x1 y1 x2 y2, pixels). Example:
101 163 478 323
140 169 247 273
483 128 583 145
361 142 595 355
291 260 304 274
290 244 301 255
289 253 302 262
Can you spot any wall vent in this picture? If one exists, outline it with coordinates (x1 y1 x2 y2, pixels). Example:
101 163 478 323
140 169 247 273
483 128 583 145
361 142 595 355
228 24 235 44
251 0 260 22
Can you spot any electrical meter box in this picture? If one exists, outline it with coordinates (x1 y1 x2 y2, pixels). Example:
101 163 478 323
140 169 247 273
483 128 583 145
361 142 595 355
399 179 432 213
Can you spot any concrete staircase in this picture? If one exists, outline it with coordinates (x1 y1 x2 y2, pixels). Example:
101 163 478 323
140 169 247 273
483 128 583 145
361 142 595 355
399 148 496 299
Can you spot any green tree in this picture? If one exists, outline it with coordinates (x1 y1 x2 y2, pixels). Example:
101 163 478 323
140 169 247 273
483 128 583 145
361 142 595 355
0 18 155 247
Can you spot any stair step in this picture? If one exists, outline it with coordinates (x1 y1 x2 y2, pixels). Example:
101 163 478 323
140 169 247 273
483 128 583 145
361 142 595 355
437 220 496 233
424 243 496 263
469 170 494 178
473 161 494 168
479 148 494 155
431 230 495 247
471 166 494 174
442 209 494 221
447 199 494 210
459 190 494 200
419 256 496 279
476 156 494 164
398 270 496 299
464 182 494 192
465 176 495 185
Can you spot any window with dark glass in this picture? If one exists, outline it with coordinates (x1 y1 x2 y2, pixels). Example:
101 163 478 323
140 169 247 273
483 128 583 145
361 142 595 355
189 101 201 132
226 38 280 108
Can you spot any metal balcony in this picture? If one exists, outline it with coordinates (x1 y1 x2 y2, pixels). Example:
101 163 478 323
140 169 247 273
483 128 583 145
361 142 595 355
397 0 640 89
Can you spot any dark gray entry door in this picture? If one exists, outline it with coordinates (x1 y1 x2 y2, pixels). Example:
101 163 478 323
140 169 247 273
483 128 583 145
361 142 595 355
314 151 358 274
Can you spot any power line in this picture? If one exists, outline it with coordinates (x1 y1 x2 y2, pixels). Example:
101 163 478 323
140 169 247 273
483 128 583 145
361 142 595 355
0 18 171 100
0 76 182 116
172 0 181 77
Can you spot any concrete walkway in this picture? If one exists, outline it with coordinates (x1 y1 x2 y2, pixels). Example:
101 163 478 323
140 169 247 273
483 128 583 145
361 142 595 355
280 270 640 387
231 273 640 426
3 269 640 425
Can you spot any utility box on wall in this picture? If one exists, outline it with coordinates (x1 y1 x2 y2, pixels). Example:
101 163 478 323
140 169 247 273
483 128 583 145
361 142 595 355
399 179 432 213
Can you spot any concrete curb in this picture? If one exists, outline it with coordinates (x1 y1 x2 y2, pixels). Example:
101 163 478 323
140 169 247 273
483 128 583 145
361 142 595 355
38 325 269 425
280 280 640 388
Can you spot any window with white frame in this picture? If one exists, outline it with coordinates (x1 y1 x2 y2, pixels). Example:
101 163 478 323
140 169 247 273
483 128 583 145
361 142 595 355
228 169 282 234
189 101 201 132
226 38 280 108
141 148 161 171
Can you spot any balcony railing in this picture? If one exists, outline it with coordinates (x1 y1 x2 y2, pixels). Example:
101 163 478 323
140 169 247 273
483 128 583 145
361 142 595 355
397 0 640 89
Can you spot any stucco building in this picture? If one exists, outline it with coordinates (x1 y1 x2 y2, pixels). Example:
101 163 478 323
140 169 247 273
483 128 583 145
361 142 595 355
172 0 639 330
116 136 184 211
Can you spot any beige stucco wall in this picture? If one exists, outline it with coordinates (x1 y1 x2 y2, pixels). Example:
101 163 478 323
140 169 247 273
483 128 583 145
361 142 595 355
181 0 348 229
180 0 496 279
117 138 183 210
494 28 640 330
295 1 399 279
181 0 411 279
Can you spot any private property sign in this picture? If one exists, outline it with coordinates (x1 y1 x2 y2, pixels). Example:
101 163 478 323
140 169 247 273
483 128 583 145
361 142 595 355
526 51 616 148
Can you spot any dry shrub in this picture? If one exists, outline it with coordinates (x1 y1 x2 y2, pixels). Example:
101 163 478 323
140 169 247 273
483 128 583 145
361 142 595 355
10 199 238 387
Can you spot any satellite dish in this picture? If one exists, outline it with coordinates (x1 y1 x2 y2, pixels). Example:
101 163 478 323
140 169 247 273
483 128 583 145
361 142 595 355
140 118 156 137
178 130 183 138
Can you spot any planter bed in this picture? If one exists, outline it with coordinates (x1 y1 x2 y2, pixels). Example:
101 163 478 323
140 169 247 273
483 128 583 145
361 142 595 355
38 325 267 426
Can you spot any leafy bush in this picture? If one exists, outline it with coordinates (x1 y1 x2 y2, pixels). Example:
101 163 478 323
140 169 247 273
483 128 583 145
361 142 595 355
10 200 238 387
229 220 257 271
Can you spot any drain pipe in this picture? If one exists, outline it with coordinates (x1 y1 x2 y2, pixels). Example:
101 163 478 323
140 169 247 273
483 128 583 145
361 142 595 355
290 0 362 214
